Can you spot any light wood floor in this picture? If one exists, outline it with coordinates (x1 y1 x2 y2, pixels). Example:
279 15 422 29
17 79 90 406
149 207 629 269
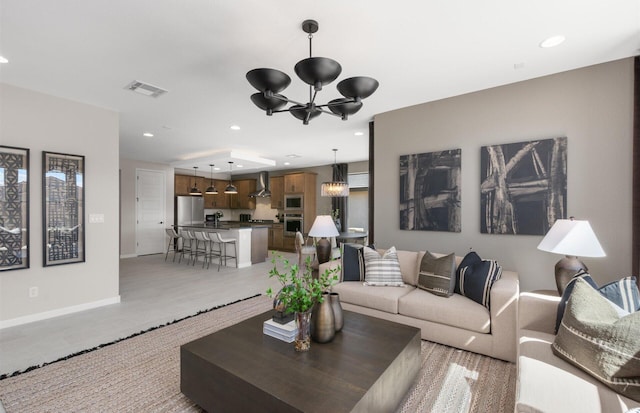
0 252 292 377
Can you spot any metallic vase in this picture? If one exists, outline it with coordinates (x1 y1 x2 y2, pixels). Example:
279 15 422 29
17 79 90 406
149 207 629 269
311 292 335 343
330 292 344 332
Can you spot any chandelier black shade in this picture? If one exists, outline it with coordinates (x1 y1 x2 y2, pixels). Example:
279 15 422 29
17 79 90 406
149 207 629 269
246 19 378 125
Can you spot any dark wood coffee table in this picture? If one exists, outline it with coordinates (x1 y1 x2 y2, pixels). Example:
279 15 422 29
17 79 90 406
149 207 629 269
181 310 421 413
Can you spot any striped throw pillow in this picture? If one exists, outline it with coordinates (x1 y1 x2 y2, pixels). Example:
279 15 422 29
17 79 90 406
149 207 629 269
363 246 404 287
597 276 640 313
456 252 502 309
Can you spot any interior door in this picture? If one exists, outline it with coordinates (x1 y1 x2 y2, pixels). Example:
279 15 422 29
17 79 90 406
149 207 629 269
136 169 166 255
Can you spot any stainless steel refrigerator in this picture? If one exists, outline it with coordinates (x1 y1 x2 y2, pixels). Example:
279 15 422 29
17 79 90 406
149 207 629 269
175 196 205 227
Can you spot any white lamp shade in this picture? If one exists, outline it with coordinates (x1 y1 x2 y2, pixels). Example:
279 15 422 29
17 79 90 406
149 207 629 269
308 215 339 238
537 219 605 257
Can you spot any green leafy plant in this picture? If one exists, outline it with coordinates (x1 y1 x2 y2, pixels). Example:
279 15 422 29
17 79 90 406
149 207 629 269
266 253 340 313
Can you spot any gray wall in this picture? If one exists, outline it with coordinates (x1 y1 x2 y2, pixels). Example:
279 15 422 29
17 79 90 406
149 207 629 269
373 58 633 292
0 84 120 324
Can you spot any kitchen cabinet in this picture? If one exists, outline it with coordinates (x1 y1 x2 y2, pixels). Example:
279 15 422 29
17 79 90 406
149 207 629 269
269 223 284 250
175 174 204 196
270 176 284 209
202 179 230 209
229 179 257 209
284 173 305 193
282 235 296 252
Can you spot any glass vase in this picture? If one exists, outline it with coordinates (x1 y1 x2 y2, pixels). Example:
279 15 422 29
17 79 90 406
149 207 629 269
294 310 312 352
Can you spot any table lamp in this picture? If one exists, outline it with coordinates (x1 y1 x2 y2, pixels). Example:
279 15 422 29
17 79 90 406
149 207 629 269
308 215 339 264
537 218 605 294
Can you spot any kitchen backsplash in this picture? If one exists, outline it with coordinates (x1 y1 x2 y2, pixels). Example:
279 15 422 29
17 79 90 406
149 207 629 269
205 197 280 222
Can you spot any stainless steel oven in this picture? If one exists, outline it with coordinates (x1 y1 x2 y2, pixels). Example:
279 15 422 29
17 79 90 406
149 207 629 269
283 213 303 236
284 194 303 210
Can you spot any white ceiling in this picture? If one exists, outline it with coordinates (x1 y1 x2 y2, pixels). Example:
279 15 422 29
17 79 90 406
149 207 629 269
1 1 638 172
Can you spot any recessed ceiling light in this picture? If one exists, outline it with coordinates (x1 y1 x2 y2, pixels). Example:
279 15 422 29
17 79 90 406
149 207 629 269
236 164 244 168
0 56 8 64
230 125 241 130
143 132 154 137
354 131 364 136
286 154 301 158
284 162 291 166
214 167 221 171
540 35 565 48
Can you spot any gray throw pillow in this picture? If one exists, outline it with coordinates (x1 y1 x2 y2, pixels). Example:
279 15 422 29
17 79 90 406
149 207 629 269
418 252 456 297
363 246 404 287
552 278 640 403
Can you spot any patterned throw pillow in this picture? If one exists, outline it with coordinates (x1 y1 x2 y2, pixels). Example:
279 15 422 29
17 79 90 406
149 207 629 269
363 246 404 287
417 251 456 297
552 279 640 403
555 273 639 333
455 251 502 308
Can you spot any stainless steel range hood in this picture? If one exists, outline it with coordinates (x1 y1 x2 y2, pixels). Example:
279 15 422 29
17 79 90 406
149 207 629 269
249 171 271 197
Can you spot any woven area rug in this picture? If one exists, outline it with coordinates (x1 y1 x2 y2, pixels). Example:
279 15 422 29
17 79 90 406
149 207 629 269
0 295 515 412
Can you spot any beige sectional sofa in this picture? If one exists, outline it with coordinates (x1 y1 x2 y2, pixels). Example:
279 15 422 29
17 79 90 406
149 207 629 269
320 249 519 363
516 291 640 412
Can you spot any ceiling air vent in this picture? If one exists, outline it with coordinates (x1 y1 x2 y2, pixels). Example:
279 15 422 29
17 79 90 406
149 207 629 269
125 80 168 98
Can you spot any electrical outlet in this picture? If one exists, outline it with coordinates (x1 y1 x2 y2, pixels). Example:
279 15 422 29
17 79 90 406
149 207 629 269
29 286 38 298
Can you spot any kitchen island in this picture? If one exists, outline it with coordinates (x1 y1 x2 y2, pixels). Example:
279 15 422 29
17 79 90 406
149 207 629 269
177 222 270 268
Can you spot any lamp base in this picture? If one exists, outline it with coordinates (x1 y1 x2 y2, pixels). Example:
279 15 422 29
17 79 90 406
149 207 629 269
316 238 331 265
555 256 588 295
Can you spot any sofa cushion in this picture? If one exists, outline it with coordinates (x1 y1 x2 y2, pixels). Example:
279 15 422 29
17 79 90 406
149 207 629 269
363 246 404 286
399 289 491 333
394 249 421 286
417 251 456 297
332 281 413 314
552 279 640 403
455 251 502 309
517 329 640 412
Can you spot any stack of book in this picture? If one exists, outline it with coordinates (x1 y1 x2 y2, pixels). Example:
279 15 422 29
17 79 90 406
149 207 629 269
263 318 297 343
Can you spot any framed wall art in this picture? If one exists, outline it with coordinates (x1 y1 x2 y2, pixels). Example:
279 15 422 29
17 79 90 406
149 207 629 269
480 137 567 235
0 146 30 271
42 151 85 266
400 149 461 232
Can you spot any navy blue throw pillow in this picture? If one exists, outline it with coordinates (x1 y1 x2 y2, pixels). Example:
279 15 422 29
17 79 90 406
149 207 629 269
455 251 502 309
341 243 365 282
597 276 640 313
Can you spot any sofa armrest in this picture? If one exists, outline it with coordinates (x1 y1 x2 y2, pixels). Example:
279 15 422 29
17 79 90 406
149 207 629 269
489 270 520 362
518 290 559 335
319 259 342 281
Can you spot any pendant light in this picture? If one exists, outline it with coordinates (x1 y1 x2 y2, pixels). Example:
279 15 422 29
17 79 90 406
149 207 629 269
321 149 349 197
189 166 201 196
205 164 218 194
224 161 238 194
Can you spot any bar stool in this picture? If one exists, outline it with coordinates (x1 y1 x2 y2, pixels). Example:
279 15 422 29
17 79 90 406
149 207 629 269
164 227 181 262
179 229 196 264
193 231 211 268
213 231 237 270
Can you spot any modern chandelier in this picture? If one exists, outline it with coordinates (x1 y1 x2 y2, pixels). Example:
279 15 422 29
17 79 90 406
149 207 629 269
246 19 379 125
321 149 349 197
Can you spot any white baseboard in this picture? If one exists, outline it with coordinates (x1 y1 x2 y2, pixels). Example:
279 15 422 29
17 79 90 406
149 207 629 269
120 254 138 259
0 295 121 330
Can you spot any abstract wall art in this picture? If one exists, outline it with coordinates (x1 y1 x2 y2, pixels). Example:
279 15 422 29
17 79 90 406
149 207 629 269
400 149 461 232
0 146 30 271
480 137 567 235
42 151 85 266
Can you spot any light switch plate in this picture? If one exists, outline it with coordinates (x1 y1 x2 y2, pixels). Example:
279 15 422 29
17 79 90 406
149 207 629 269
89 213 105 224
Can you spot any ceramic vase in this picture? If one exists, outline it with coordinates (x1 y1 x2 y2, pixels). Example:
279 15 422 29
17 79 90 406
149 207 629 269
294 310 312 352
311 292 335 343
330 292 344 332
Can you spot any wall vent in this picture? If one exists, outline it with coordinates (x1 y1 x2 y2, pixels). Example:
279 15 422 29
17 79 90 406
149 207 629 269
125 80 168 98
